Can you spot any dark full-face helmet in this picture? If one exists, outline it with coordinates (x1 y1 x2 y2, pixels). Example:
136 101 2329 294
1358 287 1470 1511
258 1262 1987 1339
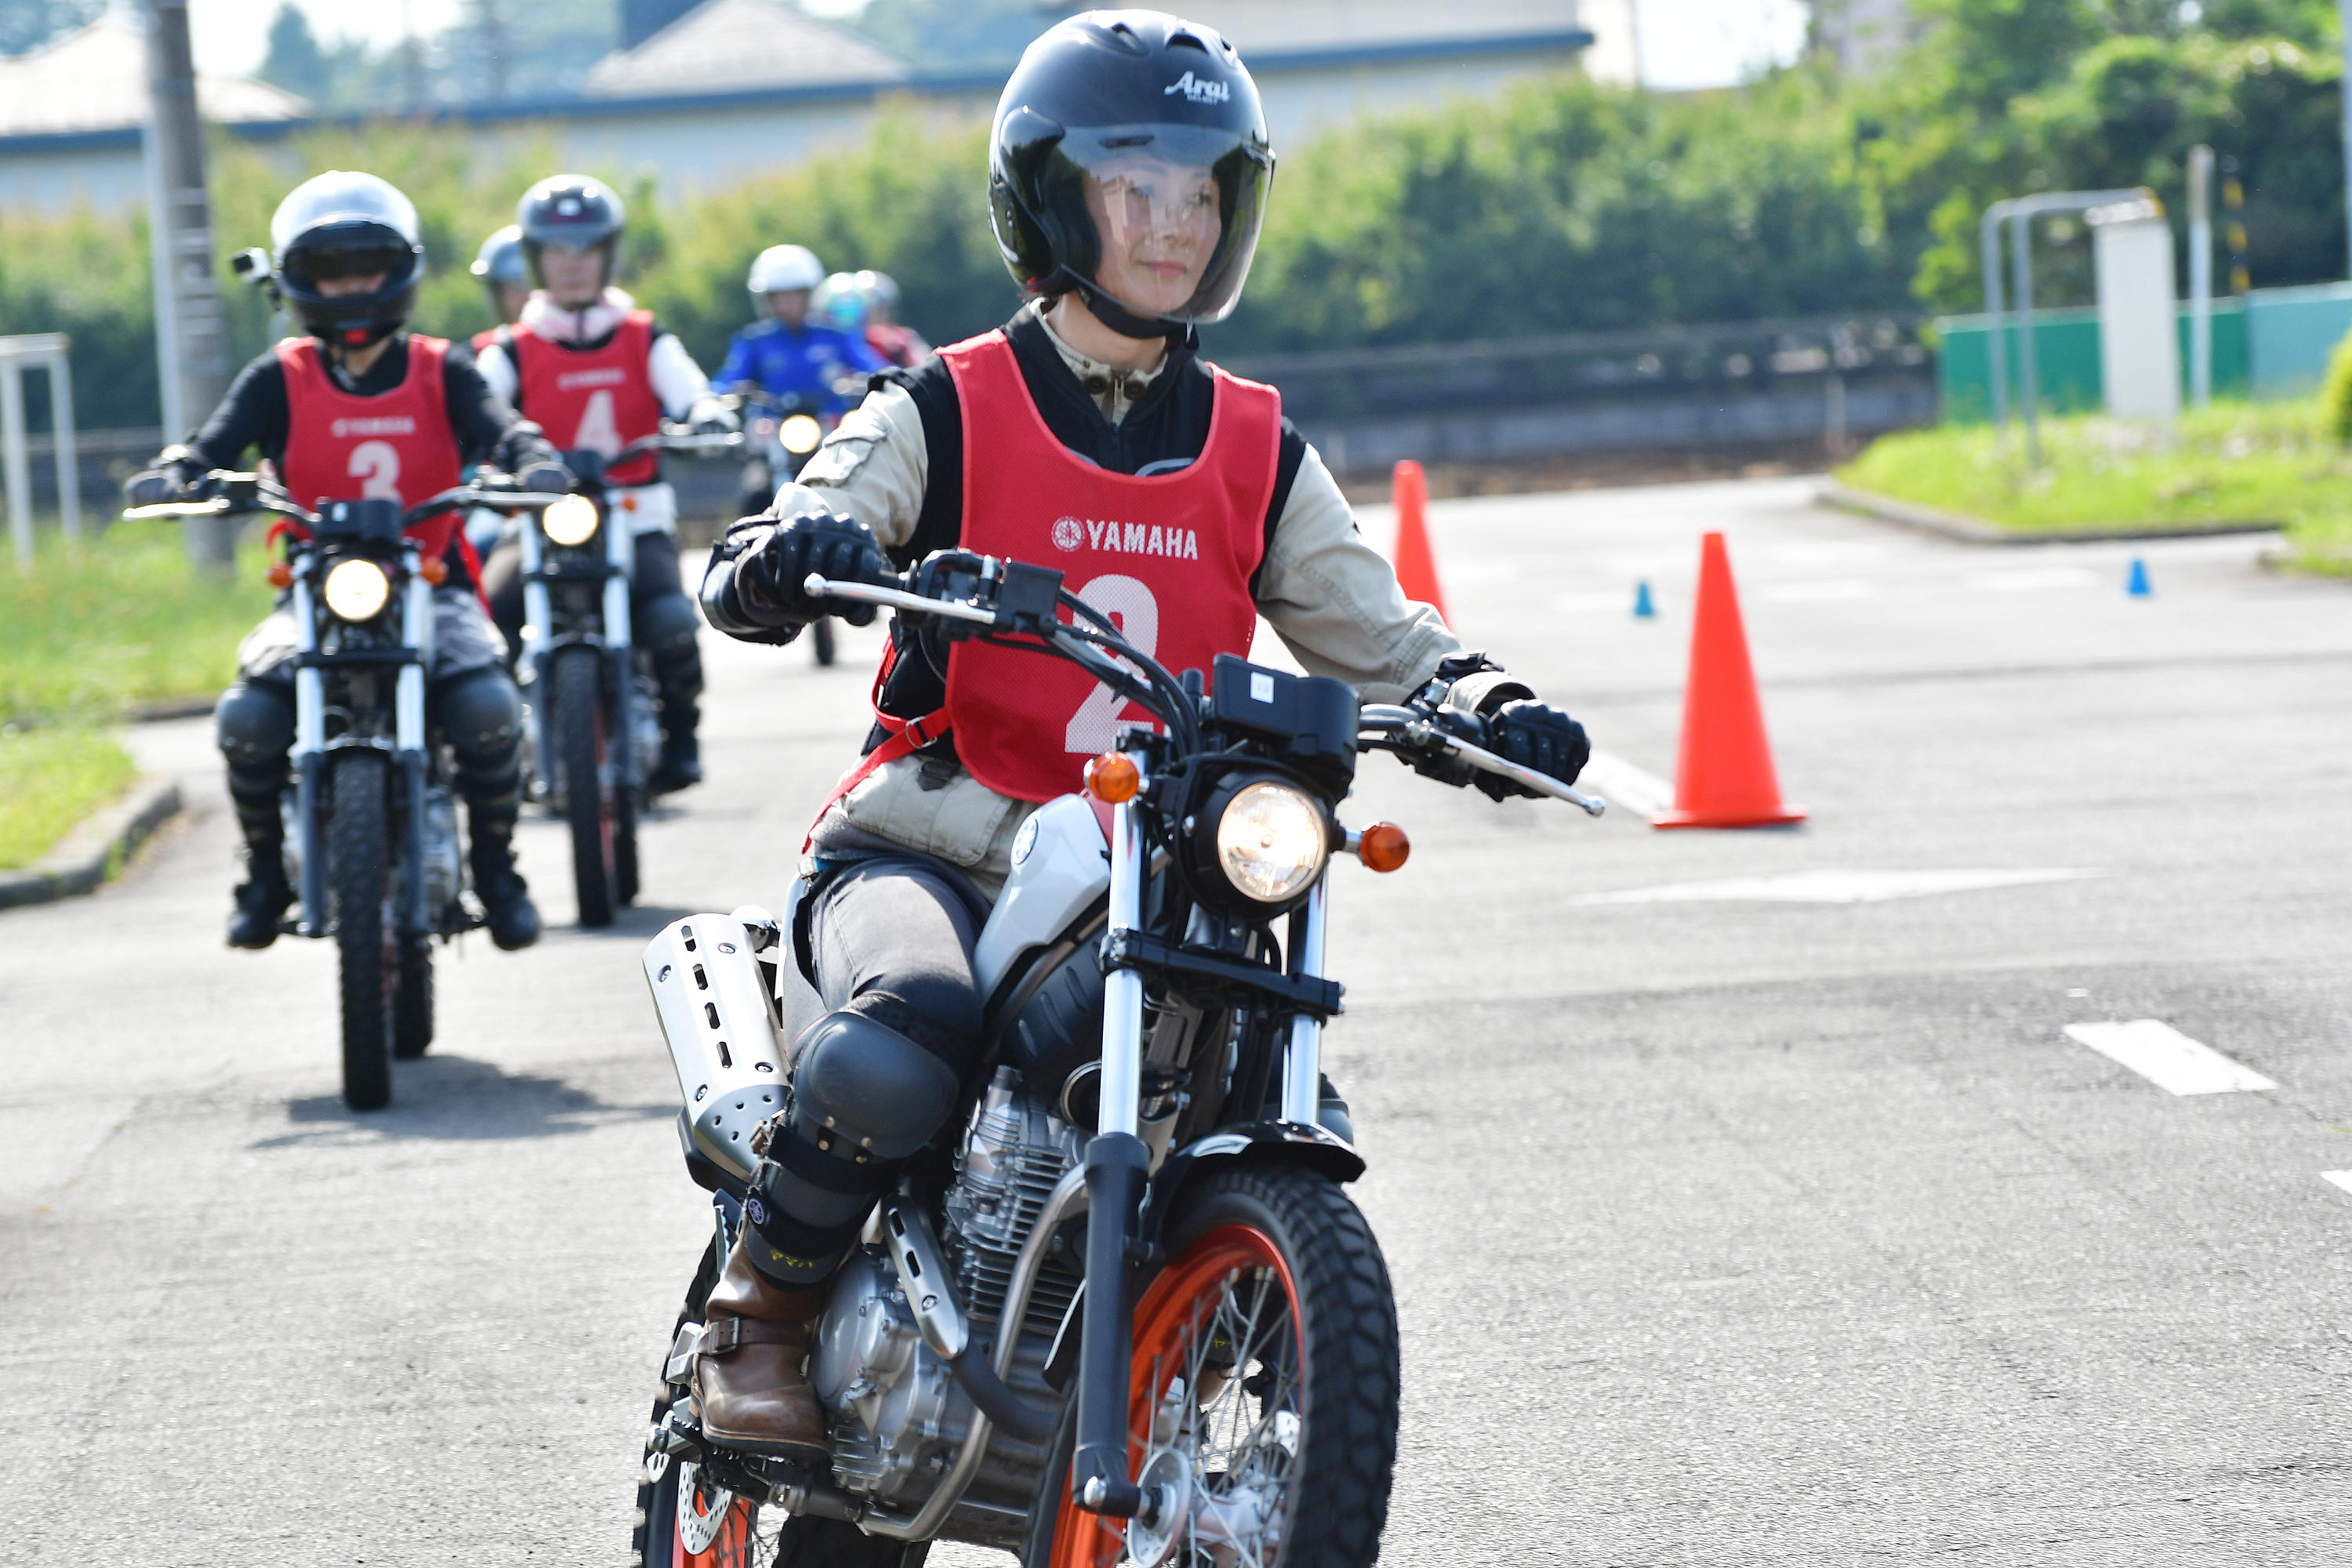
989 10 1275 339
470 224 527 289
269 170 426 350
517 174 627 292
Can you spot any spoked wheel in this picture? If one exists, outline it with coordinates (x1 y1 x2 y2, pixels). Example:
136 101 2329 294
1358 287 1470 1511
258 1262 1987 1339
393 933 433 1059
811 617 837 668
632 1246 929 1568
328 750 395 1112
1025 1165 1400 1568
551 644 616 927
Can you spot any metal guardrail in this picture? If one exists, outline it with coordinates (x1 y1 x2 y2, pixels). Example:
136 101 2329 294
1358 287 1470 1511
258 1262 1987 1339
1222 314 1933 423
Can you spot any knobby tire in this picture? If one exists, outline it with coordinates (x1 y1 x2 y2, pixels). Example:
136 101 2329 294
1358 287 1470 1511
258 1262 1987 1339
553 645 616 927
328 750 395 1112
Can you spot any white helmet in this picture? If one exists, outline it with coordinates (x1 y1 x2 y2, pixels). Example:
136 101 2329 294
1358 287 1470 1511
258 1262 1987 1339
747 245 824 296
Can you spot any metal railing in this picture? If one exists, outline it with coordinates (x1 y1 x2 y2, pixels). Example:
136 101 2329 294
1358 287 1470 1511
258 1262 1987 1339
2 333 78 564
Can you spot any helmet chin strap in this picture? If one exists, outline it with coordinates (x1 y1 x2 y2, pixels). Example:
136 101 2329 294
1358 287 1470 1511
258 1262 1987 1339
1066 275 1194 346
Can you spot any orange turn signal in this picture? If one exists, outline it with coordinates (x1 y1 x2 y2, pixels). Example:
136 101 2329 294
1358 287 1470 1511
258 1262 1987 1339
265 561 293 590
418 554 449 586
1354 822 1410 873
1083 751 1140 804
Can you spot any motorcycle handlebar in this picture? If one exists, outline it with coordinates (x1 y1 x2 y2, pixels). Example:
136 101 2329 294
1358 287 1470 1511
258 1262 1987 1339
805 568 1606 816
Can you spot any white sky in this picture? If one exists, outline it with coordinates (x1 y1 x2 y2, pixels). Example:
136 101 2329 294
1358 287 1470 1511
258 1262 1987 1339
186 0 1807 92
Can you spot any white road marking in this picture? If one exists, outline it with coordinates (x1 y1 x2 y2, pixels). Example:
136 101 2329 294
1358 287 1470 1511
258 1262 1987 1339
1577 750 1675 818
2063 1020 2277 1096
1756 579 1878 604
1972 567 2102 593
1573 867 2099 905
2321 1172 2352 1197
1555 591 1648 614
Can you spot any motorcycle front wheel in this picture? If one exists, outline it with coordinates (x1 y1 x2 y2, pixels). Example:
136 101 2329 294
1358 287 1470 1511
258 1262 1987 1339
328 750 396 1111
1022 1163 1400 1568
551 644 617 927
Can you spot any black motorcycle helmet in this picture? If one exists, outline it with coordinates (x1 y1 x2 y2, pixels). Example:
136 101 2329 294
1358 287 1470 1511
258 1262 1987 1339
269 171 426 350
517 174 627 292
989 10 1274 339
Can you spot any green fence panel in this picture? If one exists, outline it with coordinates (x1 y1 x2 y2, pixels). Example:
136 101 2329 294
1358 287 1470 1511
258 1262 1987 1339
2245 283 2352 397
1935 300 2250 424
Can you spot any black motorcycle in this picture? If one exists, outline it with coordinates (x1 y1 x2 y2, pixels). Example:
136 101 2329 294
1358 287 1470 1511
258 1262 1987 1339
128 470 565 1109
630 550 1603 1566
517 427 735 927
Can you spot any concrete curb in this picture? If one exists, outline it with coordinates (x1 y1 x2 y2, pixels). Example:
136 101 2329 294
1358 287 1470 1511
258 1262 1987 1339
1818 481 2285 546
0 775 183 911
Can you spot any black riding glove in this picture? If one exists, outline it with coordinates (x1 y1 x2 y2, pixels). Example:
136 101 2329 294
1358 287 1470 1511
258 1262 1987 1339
1479 700 1591 800
742 512 888 628
517 460 574 497
124 468 185 508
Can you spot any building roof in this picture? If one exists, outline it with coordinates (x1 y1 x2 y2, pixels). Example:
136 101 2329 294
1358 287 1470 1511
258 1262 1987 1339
584 0 909 97
0 15 308 140
1181 0 1588 55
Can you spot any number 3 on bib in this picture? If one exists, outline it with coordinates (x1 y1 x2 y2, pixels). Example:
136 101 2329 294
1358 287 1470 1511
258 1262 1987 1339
1064 574 1160 753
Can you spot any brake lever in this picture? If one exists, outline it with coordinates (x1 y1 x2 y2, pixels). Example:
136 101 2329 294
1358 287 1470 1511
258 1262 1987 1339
1366 709 1606 815
803 573 999 626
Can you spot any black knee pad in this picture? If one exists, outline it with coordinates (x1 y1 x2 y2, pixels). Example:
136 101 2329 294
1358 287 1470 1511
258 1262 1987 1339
791 1008 961 1159
216 680 294 769
636 590 702 659
434 665 523 765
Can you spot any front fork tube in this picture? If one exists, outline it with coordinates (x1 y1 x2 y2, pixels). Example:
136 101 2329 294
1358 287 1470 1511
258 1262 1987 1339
604 523 636 789
1075 794 1150 1517
290 569 326 935
397 563 430 934
1279 873 1330 1123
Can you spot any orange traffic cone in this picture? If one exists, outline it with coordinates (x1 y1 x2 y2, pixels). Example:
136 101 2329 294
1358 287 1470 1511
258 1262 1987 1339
1653 532 1805 829
1390 460 1449 625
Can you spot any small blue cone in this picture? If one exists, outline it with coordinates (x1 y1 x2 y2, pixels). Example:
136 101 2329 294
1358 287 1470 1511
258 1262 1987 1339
1634 580 1657 619
2126 557 2151 597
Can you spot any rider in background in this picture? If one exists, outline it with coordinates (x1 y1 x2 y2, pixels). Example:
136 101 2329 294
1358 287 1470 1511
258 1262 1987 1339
853 269 930 368
684 12 1590 1460
717 245 884 426
124 171 561 953
474 175 734 797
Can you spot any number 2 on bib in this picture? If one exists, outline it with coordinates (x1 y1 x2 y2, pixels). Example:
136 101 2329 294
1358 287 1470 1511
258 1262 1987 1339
1064 573 1160 754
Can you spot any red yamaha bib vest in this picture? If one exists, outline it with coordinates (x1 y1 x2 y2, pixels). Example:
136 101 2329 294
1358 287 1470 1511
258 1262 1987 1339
275 335 466 561
510 310 663 486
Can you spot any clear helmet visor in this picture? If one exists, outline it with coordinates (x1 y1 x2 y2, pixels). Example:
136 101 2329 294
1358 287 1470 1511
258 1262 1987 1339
1051 123 1270 325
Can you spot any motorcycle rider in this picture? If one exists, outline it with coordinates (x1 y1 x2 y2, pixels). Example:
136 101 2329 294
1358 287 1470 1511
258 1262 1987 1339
853 268 931 368
125 170 559 953
684 12 1592 1461
474 174 731 797
716 245 884 422
469 223 530 332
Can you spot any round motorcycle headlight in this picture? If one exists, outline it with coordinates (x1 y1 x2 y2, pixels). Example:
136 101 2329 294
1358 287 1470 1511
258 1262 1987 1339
1214 781 1330 905
542 494 601 547
321 557 392 622
780 414 823 456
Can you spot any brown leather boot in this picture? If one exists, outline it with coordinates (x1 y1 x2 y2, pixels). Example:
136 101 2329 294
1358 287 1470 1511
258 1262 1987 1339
693 1233 830 1461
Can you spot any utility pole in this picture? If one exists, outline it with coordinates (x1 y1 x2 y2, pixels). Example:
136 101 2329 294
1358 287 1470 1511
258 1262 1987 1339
2188 144 2213 410
2342 0 2351 278
142 0 235 570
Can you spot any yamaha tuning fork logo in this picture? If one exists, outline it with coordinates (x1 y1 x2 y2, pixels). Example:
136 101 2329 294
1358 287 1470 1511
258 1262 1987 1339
1051 517 1085 553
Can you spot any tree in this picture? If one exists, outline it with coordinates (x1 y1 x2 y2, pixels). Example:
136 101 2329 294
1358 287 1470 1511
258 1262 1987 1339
260 3 334 103
0 0 101 57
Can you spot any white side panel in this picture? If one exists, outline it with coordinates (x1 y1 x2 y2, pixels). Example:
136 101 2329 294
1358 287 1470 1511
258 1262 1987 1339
972 794 1111 997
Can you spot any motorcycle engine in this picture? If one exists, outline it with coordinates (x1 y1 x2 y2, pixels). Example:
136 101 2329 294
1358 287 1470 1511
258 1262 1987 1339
806 1070 1083 1504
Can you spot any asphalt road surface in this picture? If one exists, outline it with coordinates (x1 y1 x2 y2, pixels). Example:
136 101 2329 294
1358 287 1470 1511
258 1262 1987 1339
4 477 2349 1565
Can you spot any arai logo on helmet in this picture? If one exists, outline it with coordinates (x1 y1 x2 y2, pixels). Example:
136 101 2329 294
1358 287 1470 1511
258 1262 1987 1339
1164 71 1229 105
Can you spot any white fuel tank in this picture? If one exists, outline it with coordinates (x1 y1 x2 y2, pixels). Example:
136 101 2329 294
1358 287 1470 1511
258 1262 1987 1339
973 794 1111 997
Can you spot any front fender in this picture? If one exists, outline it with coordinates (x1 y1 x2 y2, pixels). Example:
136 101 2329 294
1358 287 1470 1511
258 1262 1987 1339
1140 1119 1366 1247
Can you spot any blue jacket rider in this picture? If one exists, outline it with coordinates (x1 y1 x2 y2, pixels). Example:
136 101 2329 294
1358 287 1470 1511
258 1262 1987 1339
718 244 884 418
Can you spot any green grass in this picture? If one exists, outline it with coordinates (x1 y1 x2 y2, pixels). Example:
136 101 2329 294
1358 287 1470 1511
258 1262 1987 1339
1 522 274 722
1838 397 2352 572
0 725 136 871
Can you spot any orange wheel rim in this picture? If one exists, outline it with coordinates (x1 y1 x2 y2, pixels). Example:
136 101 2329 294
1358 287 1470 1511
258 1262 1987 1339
673 1473 755 1568
1049 1223 1302 1568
